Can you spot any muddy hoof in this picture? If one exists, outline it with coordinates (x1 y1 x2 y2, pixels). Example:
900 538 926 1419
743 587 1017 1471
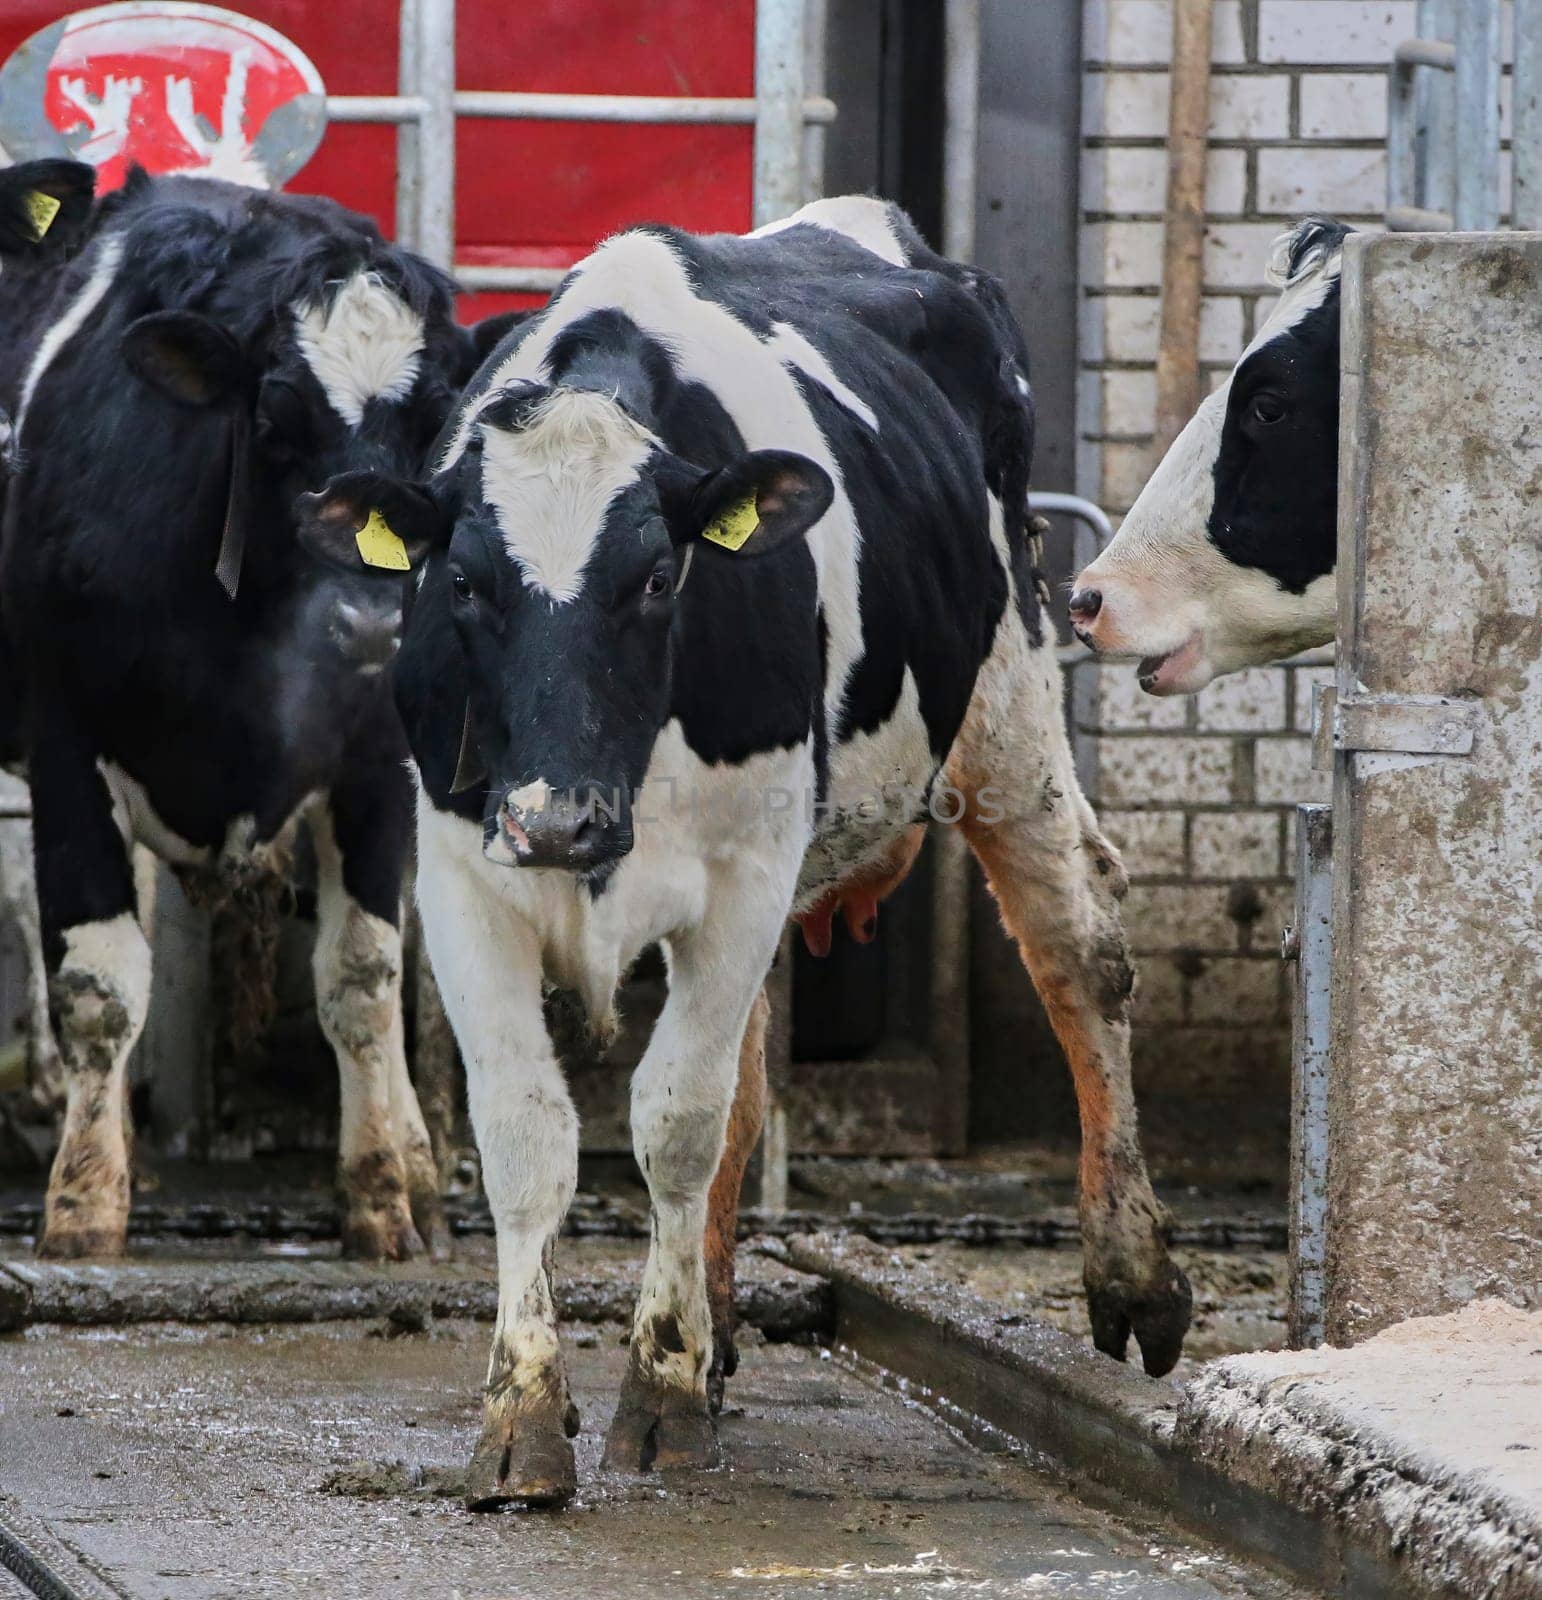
413 1197 453 1263
340 1206 426 1263
706 1332 739 1417
602 1378 720 1473
464 1413 576 1512
37 1219 126 1260
1086 1260 1194 1378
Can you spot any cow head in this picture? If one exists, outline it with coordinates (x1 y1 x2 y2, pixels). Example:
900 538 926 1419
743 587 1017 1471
1070 218 1349 694
118 220 466 670
297 383 831 877
0 159 95 259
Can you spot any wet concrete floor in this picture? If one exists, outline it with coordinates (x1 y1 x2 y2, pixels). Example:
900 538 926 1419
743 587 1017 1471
0 1318 1301 1600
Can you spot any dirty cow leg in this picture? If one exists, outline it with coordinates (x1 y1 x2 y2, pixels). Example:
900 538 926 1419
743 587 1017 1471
30 725 150 1259
0 815 62 1115
311 795 435 1262
947 609 1192 1377
605 876 787 1474
704 984 769 1415
417 848 578 1510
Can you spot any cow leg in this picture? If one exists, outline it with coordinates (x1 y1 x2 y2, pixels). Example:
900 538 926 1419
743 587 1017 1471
416 846 578 1510
311 788 437 1261
704 983 768 1415
30 727 150 1259
604 879 786 1474
947 608 1192 1377
0 815 62 1115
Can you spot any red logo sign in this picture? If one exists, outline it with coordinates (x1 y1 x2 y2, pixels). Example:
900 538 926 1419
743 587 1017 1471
0 3 327 190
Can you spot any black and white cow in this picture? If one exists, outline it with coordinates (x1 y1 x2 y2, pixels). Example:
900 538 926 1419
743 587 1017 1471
1071 218 1349 692
300 195 1193 1508
0 166 485 1260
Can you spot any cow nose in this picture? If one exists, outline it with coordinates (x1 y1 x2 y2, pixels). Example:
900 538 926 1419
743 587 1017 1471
1068 587 1103 622
332 600 402 671
498 785 628 871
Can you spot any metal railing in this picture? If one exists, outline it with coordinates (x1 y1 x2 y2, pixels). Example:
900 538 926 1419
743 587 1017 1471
1388 0 1542 230
325 0 835 291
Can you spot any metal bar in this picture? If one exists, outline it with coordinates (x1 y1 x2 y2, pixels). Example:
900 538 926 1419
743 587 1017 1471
415 0 455 271
758 930 794 1215
1395 35 1456 67
1388 54 1421 216
325 94 429 122
1453 0 1501 229
1031 490 1114 551
1515 0 1542 225
802 0 829 200
395 0 421 248
455 264 566 292
942 0 981 261
456 91 835 124
928 826 972 1158
1421 0 1457 217
326 91 837 127
1387 203 1456 230
1286 803 1332 1349
754 0 808 228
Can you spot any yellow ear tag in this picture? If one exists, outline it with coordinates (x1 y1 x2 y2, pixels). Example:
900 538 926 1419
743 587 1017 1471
25 191 61 241
355 508 411 571
701 493 759 552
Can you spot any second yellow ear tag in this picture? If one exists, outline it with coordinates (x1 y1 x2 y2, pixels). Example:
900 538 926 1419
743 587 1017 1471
25 191 61 241
701 493 759 552
355 508 411 571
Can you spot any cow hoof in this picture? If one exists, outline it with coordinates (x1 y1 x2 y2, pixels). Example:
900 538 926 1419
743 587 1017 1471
340 1206 426 1263
602 1381 720 1473
706 1332 739 1417
1086 1259 1194 1378
37 1218 126 1260
464 1412 576 1512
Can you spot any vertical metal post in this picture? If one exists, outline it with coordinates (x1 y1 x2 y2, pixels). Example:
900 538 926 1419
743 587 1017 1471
942 0 981 261
1286 802 1333 1349
395 0 422 248
1418 0 1457 217
757 931 793 1214
753 0 807 227
415 0 456 270
928 827 972 1157
1514 0 1542 226
1453 0 1501 229
801 0 829 202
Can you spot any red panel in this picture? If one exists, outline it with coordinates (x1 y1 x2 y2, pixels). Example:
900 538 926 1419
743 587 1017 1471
0 0 755 319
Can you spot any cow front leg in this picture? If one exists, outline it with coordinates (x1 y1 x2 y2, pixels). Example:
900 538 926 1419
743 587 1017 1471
311 795 433 1261
704 984 768 1415
604 889 785 1474
416 850 577 1509
950 616 1191 1376
30 736 149 1259
0 815 62 1115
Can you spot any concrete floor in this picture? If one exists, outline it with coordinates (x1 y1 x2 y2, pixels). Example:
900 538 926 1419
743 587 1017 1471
0 1318 1300 1600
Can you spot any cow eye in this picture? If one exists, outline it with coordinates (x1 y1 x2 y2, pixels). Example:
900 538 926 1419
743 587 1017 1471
1249 391 1287 426
643 567 672 599
450 570 472 602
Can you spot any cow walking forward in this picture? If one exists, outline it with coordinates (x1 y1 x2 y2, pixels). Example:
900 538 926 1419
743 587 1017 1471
1 166 480 1260
301 197 1191 1508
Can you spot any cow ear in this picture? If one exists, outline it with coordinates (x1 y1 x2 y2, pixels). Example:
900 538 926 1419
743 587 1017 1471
123 312 249 409
294 471 450 573
662 449 833 559
0 159 95 256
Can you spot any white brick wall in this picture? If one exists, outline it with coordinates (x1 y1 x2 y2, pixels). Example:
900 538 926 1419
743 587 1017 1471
1075 7 1392 1098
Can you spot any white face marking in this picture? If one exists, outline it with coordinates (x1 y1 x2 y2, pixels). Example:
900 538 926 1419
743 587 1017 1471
294 271 425 428
766 321 879 432
18 235 125 432
1074 234 1344 690
478 389 655 604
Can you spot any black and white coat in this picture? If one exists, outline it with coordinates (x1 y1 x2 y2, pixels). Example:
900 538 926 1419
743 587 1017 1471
1 166 485 1260
307 196 1191 1507
1071 218 1347 693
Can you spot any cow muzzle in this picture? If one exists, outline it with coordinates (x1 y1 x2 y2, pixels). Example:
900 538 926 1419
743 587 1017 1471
485 780 632 872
